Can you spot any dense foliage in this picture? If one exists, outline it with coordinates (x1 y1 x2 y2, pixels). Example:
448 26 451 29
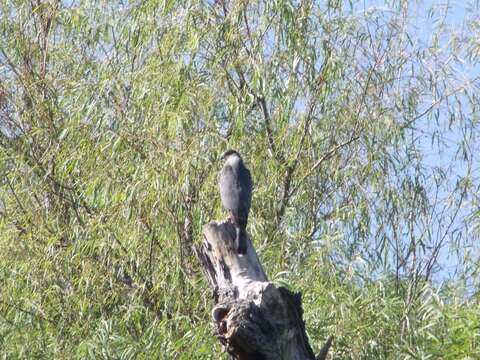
1 0 479 358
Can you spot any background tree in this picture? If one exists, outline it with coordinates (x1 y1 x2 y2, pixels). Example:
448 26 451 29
0 0 479 358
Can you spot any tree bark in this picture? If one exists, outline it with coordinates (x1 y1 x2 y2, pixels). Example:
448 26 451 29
194 220 332 360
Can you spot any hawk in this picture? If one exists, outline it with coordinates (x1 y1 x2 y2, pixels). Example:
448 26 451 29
219 150 252 255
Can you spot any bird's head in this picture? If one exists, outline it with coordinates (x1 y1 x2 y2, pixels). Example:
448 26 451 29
220 149 241 161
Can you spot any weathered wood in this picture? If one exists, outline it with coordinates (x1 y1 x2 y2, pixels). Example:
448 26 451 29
195 220 332 360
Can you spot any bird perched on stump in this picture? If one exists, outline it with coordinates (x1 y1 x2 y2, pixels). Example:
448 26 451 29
219 150 252 255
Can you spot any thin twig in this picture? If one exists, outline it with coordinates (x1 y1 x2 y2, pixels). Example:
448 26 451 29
289 133 362 198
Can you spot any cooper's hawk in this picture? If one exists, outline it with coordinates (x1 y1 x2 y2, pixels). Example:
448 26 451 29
219 150 252 255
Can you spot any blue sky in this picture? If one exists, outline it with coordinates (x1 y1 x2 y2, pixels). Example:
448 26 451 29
358 0 480 285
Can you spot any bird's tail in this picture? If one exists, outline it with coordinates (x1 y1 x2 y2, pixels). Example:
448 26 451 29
235 226 248 255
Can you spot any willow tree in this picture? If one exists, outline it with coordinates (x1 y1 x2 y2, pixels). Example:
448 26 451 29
0 0 479 359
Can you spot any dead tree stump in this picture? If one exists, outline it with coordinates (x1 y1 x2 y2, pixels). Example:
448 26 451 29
195 220 332 360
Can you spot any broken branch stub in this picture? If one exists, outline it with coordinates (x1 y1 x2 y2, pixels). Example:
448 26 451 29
195 220 331 360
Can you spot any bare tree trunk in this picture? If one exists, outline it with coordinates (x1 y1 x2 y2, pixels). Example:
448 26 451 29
194 220 332 360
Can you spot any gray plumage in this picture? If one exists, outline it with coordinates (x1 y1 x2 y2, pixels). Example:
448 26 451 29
219 150 252 254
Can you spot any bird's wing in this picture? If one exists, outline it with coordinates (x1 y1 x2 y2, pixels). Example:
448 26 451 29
219 164 240 210
239 165 252 210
